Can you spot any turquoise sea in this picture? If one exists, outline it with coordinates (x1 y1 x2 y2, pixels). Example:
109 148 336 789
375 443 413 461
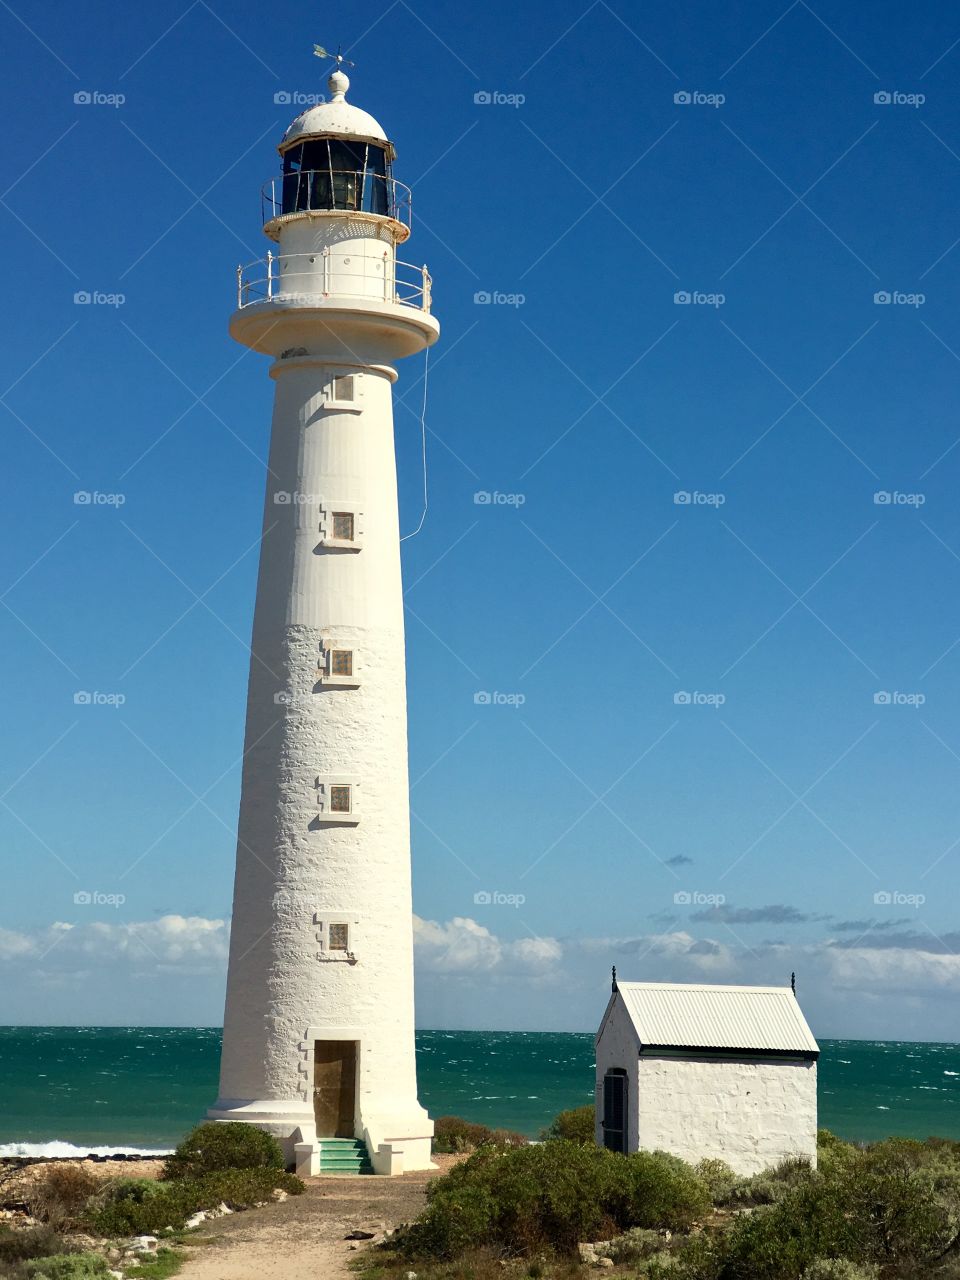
0 1028 959 1155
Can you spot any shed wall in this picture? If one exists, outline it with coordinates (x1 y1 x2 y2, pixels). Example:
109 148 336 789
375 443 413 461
635 1055 817 1175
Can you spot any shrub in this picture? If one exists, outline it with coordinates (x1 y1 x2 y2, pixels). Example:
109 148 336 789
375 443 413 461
0 1225 70 1264
86 1179 199 1237
693 1158 738 1205
194 1168 304 1210
123 1248 185 1279
724 1155 814 1208
85 1167 303 1236
402 1140 709 1260
540 1106 595 1145
841 1138 960 1269
29 1166 101 1228
431 1116 527 1154
802 1262 880 1280
23 1255 109 1280
161 1122 283 1180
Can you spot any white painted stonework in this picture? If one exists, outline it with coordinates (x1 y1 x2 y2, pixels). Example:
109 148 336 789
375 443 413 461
208 70 438 1172
632 1056 817 1175
595 982 819 1175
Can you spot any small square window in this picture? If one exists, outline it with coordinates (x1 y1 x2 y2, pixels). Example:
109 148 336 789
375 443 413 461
332 375 355 403
330 649 353 677
332 512 354 541
329 784 352 813
328 922 349 951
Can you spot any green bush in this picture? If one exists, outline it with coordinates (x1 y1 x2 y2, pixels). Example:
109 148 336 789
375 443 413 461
194 1168 304 1210
24 1255 109 1280
161 1122 284 1180
402 1140 709 1259
801 1262 880 1280
431 1116 527 1154
86 1167 304 1237
123 1248 185 1279
694 1159 738 1205
540 1106 595 1145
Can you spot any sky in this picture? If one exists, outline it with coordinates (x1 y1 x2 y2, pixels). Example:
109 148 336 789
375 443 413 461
2 0 960 1040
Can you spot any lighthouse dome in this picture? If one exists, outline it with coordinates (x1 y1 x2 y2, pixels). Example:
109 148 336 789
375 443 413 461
280 71 390 152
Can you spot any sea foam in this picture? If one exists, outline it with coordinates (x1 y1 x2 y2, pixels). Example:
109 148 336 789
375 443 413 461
0 1141 172 1159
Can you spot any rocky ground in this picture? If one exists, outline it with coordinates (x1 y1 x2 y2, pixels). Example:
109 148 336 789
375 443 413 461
1 1154 460 1280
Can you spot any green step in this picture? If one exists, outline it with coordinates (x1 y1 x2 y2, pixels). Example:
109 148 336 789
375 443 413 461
317 1137 373 1174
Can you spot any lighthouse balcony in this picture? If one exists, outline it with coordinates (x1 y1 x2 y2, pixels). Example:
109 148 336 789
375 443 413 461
261 171 412 242
236 247 432 313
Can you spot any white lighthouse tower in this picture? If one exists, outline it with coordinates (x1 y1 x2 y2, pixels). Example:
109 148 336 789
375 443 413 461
208 63 438 1175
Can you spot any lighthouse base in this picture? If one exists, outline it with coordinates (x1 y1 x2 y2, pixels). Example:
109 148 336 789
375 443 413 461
205 1097 434 1174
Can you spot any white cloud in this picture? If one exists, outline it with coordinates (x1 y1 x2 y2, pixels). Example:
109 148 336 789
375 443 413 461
0 916 229 971
413 915 562 974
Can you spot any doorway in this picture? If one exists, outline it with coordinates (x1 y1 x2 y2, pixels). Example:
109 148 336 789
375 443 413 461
602 1069 627 1153
313 1040 357 1137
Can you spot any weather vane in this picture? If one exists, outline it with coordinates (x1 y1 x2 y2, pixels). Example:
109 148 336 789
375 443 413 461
313 44 355 69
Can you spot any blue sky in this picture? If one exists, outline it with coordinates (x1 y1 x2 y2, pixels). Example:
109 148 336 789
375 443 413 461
2 0 960 1038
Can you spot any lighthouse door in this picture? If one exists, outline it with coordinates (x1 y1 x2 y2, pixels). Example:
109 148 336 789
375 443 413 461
313 1041 357 1137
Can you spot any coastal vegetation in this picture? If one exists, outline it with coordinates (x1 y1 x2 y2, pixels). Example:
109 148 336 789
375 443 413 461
432 1116 529 1154
369 1125 960 1279
540 1105 596 1145
0 1123 303 1279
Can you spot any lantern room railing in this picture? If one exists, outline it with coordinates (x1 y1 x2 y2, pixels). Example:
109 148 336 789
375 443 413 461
236 247 432 313
261 171 413 232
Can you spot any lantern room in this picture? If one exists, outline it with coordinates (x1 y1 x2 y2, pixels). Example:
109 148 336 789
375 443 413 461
263 71 410 241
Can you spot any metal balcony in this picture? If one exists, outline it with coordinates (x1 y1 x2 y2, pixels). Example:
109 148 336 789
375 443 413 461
236 247 432 313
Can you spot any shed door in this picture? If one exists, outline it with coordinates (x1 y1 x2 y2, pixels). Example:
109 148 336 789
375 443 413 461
602 1069 627 1153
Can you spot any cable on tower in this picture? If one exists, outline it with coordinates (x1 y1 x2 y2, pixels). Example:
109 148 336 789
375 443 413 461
400 345 430 541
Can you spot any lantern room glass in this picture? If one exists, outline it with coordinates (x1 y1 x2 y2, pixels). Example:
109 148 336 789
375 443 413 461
281 139 390 216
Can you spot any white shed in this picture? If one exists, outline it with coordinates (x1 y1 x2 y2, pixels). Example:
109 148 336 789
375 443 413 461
595 973 819 1175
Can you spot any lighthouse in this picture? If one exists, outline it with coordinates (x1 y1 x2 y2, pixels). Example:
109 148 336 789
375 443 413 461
207 63 438 1176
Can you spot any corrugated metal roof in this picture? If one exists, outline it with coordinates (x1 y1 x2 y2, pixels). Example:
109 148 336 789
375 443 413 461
616 982 819 1054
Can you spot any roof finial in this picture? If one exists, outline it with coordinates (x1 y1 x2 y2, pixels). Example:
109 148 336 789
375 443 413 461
612 965 618 993
791 971 796 995
314 44 355 103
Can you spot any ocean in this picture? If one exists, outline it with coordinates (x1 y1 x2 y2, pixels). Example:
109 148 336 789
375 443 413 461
0 1028 958 1156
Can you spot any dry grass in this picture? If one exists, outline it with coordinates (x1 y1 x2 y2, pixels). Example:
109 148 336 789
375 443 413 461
29 1165 101 1228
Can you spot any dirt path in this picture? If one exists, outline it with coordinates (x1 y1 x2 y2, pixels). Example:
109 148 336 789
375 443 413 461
177 1164 451 1280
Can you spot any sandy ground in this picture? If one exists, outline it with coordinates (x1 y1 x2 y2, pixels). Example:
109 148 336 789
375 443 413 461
178 1158 460 1280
